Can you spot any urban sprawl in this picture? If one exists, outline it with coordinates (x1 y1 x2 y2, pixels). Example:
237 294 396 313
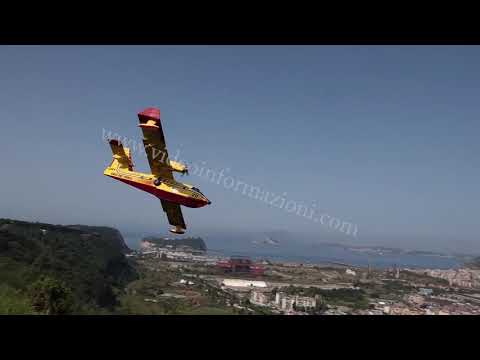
129 239 480 315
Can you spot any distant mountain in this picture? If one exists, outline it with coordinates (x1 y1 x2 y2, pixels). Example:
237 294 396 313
0 218 138 314
466 256 480 269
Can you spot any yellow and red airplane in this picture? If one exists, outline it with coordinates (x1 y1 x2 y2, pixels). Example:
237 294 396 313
104 107 211 234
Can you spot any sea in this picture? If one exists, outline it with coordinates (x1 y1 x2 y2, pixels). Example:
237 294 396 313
124 235 464 270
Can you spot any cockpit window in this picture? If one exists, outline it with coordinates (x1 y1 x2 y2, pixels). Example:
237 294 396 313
192 187 204 195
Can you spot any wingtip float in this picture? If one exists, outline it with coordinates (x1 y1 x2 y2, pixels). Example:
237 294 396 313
103 107 211 235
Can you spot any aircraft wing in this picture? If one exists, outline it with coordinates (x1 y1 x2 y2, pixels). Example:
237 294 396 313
138 108 186 232
160 200 186 230
138 108 174 181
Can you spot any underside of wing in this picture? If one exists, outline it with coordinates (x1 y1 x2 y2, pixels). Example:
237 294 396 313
138 108 174 180
160 200 186 231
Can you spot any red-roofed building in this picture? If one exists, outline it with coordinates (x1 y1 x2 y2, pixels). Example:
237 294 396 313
216 256 264 276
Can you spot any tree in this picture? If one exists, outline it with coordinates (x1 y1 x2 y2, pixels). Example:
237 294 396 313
30 277 75 315
0 284 35 314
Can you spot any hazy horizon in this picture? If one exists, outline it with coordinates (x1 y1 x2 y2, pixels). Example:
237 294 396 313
1 46 479 254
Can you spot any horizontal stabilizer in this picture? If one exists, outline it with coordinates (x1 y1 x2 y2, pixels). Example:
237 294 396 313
108 139 133 171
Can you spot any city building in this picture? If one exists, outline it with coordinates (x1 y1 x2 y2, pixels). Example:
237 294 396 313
420 269 480 288
295 296 317 309
275 292 316 311
419 288 433 296
345 269 357 276
407 294 425 305
250 291 270 306
281 297 296 312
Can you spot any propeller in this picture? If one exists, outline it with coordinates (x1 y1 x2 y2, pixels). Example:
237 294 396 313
181 168 189 176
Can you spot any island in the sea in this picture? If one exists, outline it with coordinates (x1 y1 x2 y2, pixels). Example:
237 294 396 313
141 236 207 253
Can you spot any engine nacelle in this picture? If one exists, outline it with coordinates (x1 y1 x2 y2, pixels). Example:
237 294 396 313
169 160 188 175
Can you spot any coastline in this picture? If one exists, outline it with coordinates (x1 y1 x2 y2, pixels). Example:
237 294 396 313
126 235 465 270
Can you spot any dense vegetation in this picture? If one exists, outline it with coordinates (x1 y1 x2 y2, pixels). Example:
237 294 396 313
0 283 36 314
117 259 237 315
0 219 138 314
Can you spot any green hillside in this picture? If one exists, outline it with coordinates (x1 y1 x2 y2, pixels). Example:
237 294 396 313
0 219 138 314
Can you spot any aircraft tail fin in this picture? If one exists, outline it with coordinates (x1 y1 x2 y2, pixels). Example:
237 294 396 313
108 139 133 171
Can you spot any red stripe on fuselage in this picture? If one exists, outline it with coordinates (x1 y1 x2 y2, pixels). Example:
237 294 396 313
108 175 206 208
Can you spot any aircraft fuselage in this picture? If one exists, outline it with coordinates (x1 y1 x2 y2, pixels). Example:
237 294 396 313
104 166 210 208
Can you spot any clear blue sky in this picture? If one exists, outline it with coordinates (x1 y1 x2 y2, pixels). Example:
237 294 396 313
1 46 479 253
